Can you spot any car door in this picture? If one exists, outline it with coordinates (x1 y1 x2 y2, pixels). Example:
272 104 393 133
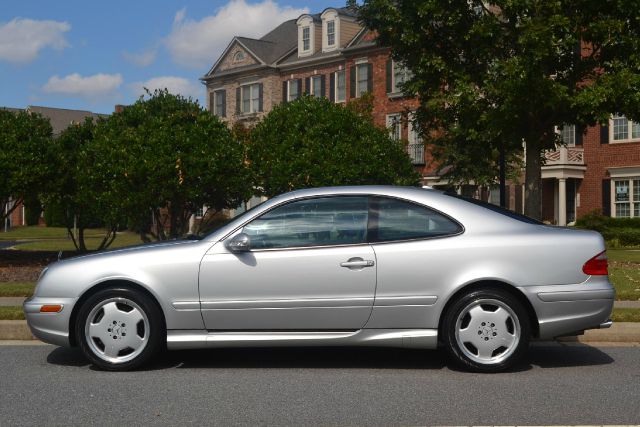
198 196 376 330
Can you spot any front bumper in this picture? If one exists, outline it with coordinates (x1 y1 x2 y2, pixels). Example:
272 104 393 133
23 296 77 347
519 280 615 340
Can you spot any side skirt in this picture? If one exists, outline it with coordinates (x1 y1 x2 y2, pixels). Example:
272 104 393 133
166 329 438 350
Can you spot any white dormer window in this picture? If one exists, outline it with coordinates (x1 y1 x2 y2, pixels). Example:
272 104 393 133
327 21 335 46
302 27 310 51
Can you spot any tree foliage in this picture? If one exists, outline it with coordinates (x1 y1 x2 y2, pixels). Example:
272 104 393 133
43 118 119 252
0 109 53 223
353 0 640 218
249 95 420 197
90 90 251 241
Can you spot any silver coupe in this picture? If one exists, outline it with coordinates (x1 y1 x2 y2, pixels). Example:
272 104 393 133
24 186 614 372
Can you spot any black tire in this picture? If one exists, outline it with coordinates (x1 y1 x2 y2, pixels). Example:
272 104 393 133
442 287 531 373
75 287 165 371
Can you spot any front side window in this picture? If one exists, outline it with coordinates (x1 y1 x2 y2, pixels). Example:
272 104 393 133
311 76 322 97
386 114 401 141
615 179 631 217
335 70 346 102
213 90 225 117
560 124 575 146
356 63 369 97
302 27 310 51
288 80 299 101
242 197 368 249
327 20 335 46
370 197 462 242
391 61 411 93
612 115 640 142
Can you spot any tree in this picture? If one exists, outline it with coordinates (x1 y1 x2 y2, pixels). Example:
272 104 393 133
90 90 251 241
0 109 53 224
249 95 420 197
43 118 119 252
353 0 640 219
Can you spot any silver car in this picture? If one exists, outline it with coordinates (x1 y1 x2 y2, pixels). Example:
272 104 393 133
24 186 614 372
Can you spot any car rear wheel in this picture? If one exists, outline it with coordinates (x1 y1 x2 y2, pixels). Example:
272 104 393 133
75 287 164 371
442 288 530 372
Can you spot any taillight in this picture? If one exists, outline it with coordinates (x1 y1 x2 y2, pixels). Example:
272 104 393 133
582 251 608 276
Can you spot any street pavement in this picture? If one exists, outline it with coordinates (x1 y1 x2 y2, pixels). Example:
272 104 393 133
0 343 638 426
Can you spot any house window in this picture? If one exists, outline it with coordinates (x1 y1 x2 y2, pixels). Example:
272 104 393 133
212 90 225 117
356 63 369 97
334 70 346 102
195 206 207 218
386 114 401 141
233 51 245 62
560 124 575 146
390 61 411 94
240 84 261 114
614 180 631 217
611 115 640 142
407 114 425 165
310 76 322 97
327 21 335 46
288 80 300 101
302 27 310 51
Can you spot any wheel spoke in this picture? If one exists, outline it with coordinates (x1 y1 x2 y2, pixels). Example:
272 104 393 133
477 341 498 359
88 322 110 343
457 326 477 343
125 331 145 351
497 330 516 349
124 307 144 326
101 301 121 320
467 305 485 320
103 341 122 358
493 306 511 326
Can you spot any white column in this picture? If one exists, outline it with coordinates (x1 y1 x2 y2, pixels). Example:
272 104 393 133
558 178 567 226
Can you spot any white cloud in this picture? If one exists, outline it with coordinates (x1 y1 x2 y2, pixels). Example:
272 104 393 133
42 73 123 98
165 0 307 69
0 18 70 64
130 76 202 99
122 48 157 67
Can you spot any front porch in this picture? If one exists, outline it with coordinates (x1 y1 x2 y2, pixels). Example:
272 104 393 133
541 146 586 226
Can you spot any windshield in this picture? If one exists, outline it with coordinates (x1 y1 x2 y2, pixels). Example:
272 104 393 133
443 192 543 225
198 199 267 239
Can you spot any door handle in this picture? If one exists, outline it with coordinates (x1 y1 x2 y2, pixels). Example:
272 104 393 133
340 258 375 268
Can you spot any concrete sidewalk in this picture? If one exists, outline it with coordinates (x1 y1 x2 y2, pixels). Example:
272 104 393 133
1 320 639 343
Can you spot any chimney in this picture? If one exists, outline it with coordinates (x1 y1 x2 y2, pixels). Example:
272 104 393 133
114 104 125 113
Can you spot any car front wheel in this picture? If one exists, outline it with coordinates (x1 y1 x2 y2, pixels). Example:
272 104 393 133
75 287 164 371
442 288 531 372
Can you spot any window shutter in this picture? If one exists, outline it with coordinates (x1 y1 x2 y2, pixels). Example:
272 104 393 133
296 79 302 97
329 73 335 102
282 81 288 103
221 90 226 117
258 83 263 112
367 63 373 93
575 125 583 145
600 123 609 144
349 66 356 98
320 75 326 97
304 77 310 94
236 87 241 113
386 59 393 93
602 179 611 216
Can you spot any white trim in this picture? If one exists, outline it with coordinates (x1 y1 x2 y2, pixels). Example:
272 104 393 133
609 115 640 143
610 176 640 218
333 70 346 103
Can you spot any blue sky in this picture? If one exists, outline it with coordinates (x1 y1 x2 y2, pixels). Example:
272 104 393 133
0 0 343 114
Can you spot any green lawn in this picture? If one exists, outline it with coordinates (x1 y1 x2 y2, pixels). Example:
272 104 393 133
0 226 107 240
16 231 142 252
0 306 25 320
0 282 35 297
608 249 640 264
611 308 640 323
609 266 640 301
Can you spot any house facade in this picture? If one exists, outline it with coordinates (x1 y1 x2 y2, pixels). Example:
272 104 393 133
202 7 640 224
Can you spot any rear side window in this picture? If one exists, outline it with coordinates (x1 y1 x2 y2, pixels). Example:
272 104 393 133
370 197 462 242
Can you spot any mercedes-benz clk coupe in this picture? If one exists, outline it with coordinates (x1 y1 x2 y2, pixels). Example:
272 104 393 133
24 186 614 372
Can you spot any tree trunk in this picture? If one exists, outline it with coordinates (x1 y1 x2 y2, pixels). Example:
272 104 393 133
524 138 542 220
78 226 87 253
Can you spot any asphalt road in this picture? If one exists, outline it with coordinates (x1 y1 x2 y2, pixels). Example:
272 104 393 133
0 343 639 426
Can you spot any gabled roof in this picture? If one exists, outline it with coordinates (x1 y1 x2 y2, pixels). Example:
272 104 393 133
28 106 106 135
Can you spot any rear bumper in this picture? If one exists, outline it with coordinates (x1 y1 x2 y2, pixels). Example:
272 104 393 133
519 281 615 339
23 296 76 347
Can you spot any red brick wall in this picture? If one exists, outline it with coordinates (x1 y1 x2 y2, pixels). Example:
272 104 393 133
578 125 640 217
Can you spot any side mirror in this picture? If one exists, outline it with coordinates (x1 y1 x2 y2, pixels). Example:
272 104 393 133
226 233 251 252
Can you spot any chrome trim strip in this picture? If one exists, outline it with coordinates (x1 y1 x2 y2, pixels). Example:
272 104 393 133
537 289 615 302
373 295 438 306
200 297 373 310
167 328 438 350
171 301 201 310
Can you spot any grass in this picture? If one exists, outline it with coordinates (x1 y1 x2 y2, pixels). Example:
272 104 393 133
0 282 35 297
0 226 107 240
609 266 640 301
0 307 25 320
11 231 143 252
608 249 640 264
611 308 640 323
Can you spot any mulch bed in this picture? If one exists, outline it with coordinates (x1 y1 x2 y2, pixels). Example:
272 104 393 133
0 250 79 282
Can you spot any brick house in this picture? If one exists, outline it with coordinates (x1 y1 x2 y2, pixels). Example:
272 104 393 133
201 8 640 224
1 106 105 230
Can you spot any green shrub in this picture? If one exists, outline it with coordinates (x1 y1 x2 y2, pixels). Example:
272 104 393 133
23 198 42 226
43 201 67 227
576 210 640 247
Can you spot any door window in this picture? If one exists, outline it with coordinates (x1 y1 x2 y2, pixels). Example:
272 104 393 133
371 197 462 242
242 197 368 249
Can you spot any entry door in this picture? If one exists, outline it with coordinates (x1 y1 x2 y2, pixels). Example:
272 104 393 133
198 196 376 330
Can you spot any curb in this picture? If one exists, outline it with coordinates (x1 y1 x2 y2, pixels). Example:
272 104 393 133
1 320 639 343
